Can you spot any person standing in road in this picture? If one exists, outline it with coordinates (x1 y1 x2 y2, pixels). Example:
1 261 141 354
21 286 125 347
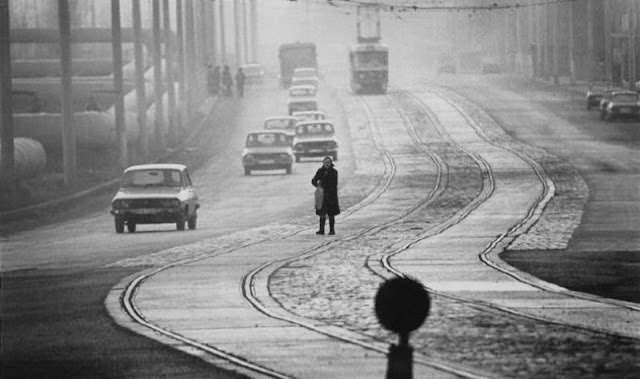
311 156 340 235
235 67 246 98
222 65 233 96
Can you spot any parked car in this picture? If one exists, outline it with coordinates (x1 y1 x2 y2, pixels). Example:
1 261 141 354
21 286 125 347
288 84 317 98
598 88 622 116
287 95 318 115
292 120 338 162
263 116 298 144
110 163 199 233
292 110 327 123
600 90 640 121
240 62 265 84
242 130 294 175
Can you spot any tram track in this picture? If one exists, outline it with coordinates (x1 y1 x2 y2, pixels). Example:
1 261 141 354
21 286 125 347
116 87 494 378
115 85 638 379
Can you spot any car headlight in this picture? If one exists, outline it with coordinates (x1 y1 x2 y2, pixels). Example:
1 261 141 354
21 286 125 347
112 199 130 209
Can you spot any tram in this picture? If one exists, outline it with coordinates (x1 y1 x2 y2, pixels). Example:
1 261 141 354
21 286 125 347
349 42 388 94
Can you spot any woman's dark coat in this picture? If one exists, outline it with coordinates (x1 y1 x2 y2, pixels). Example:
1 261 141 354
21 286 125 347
312 166 340 216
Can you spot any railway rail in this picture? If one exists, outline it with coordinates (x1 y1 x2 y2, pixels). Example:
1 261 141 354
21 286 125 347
114 87 639 378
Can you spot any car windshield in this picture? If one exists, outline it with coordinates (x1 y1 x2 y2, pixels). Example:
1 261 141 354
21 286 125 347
122 169 182 188
296 123 334 136
289 86 316 97
292 78 317 86
246 133 289 147
293 68 316 78
265 119 295 130
293 112 326 121
612 93 638 103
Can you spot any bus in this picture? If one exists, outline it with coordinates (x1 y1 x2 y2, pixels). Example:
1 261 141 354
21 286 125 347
349 42 388 94
278 42 317 88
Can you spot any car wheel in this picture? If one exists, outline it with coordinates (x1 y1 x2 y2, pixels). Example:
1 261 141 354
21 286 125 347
176 220 186 231
244 167 251 176
188 214 197 230
114 217 124 233
286 165 292 175
127 222 136 233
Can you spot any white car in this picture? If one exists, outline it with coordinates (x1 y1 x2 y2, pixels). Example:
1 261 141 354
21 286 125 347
288 84 317 98
292 110 327 123
263 116 298 144
242 130 294 175
292 120 338 162
110 163 200 233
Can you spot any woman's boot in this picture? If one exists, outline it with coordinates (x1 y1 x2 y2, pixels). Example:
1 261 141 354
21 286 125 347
328 216 335 235
317 216 326 235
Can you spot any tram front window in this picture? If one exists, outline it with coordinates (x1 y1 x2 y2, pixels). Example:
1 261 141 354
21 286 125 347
356 52 387 68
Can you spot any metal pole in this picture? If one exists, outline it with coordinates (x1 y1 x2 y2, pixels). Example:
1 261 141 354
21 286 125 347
58 0 76 186
208 0 218 65
567 1 576 84
604 0 612 83
0 0 16 197
175 0 185 129
163 0 177 145
132 0 148 159
152 0 165 149
185 0 196 114
233 0 242 66
250 0 257 63
586 0 595 80
242 0 249 65
219 0 227 64
632 0 638 87
198 0 209 64
111 0 128 169
552 0 559 84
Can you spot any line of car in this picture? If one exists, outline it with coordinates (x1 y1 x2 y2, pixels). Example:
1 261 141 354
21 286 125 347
241 66 338 176
586 84 640 121
108 67 340 233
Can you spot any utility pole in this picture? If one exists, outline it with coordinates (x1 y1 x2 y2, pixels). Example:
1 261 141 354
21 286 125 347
250 0 257 63
185 0 196 113
233 0 242 66
242 0 249 65
604 0 612 82
111 0 128 169
586 0 595 80
152 0 165 149
631 0 638 87
58 0 76 186
208 0 218 65
198 0 209 64
175 0 185 129
219 0 227 64
163 0 177 145
552 0 559 84
0 0 16 198
567 1 576 84
132 0 148 160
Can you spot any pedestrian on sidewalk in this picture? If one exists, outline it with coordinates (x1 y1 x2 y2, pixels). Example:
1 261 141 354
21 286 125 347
222 65 233 96
208 64 221 96
311 156 340 235
235 67 246 98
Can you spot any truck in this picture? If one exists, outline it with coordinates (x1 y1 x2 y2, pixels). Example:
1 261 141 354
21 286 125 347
278 42 317 88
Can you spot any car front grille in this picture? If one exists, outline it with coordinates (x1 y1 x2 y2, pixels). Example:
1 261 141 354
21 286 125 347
128 199 174 208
